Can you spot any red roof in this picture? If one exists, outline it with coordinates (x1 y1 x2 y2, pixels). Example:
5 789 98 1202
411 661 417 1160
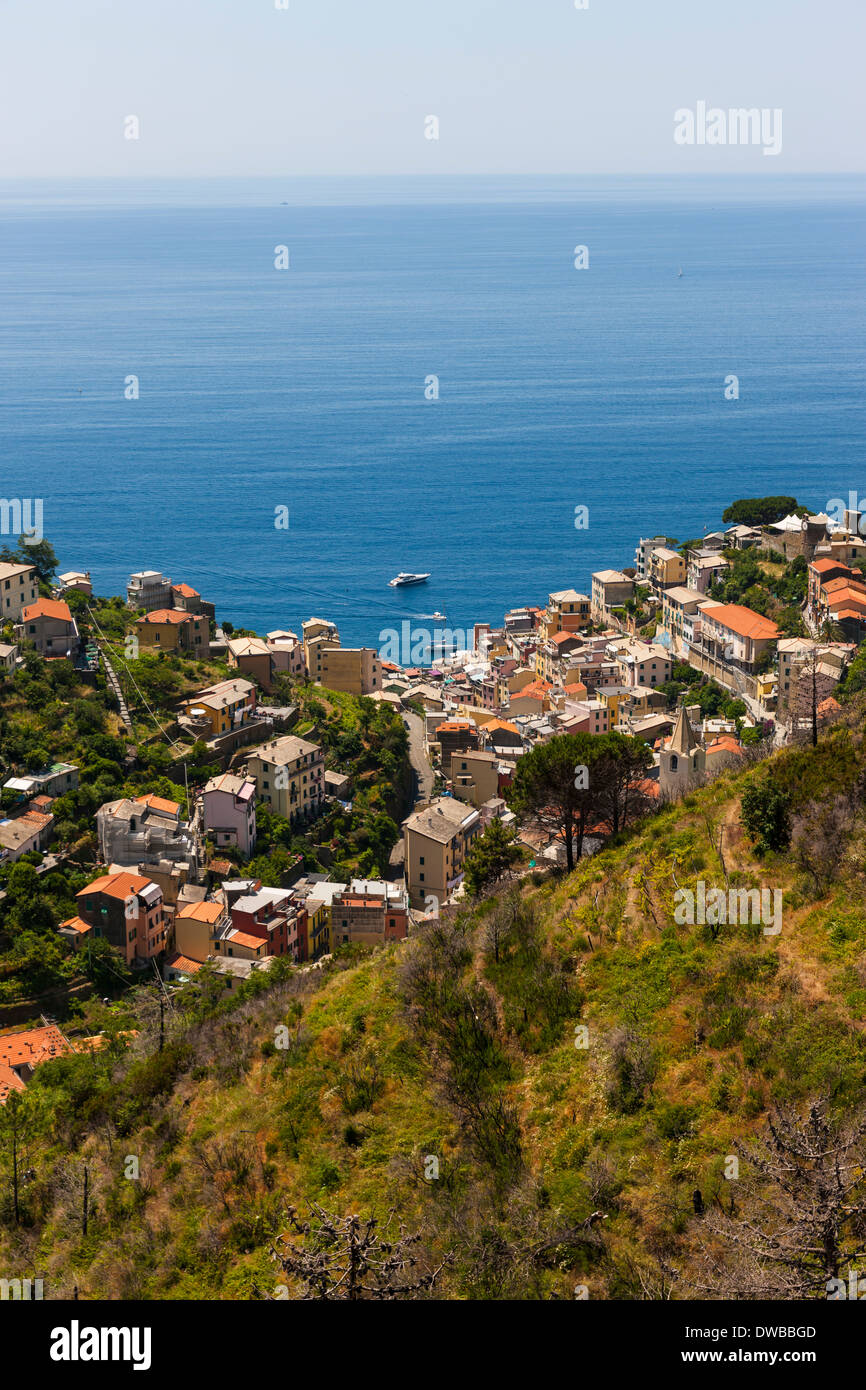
77 871 153 903
21 598 73 624
137 608 192 625
699 604 779 640
171 583 199 597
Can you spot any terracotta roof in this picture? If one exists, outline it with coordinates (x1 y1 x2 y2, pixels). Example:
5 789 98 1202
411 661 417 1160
21 598 73 623
0 1064 26 1104
707 735 745 756
811 558 852 574
698 604 779 640
77 871 153 902
0 1024 72 1071
165 952 204 974
484 719 520 734
177 900 225 923
134 793 180 815
137 608 192 625
226 930 266 951
59 915 94 936
171 583 199 597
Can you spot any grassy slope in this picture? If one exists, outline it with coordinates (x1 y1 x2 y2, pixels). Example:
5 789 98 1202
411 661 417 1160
4 717 866 1299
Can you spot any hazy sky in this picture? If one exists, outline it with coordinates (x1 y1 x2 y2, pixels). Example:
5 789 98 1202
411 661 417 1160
0 0 863 177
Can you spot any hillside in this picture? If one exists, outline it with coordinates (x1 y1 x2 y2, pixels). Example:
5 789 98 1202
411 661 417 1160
4 703 866 1300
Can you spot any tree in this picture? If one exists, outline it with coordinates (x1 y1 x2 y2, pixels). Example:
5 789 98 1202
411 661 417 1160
594 732 653 835
507 734 603 872
740 776 791 856
688 1099 866 1298
266 1204 449 1300
721 497 800 527
464 817 522 897
783 645 838 747
12 537 58 584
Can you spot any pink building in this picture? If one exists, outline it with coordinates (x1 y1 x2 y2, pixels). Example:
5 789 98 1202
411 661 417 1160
199 774 257 857
266 630 306 678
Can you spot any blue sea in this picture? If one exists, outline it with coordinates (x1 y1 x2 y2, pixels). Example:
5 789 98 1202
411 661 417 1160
1 175 864 648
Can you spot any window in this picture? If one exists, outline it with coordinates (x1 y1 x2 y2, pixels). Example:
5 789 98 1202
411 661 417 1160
419 872 424 881
419 856 424 865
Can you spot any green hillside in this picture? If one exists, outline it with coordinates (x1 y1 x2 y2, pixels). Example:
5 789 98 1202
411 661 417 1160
4 703 866 1299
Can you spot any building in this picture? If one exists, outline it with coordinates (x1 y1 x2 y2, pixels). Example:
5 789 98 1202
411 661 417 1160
542 590 592 638
135 608 206 654
302 618 340 681
68 871 168 966
609 637 671 688
0 642 17 675
57 570 93 596
199 774 257 858
2 761 78 802
319 646 383 696
15 598 79 659
179 678 257 737
695 603 780 674
0 562 39 623
658 705 706 800
0 1024 72 1104
402 797 482 909
330 880 409 947
0 808 54 863
228 886 302 959
227 636 274 693
173 899 230 963
247 734 325 824
97 795 198 873
450 749 501 807
661 586 706 649
686 550 730 594
170 582 214 619
266 630 305 678
127 571 174 612
591 570 635 624
649 547 687 594
634 536 672 583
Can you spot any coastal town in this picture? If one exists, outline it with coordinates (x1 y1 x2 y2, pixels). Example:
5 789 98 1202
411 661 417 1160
0 494 864 1099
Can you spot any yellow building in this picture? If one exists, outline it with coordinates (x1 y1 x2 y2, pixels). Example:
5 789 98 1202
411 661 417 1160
135 608 206 653
649 548 686 593
179 678 257 736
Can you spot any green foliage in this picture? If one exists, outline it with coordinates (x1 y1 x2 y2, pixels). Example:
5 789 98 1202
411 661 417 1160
721 497 801 527
740 776 792 856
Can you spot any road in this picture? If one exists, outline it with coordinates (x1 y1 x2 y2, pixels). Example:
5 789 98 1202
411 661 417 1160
402 710 434 805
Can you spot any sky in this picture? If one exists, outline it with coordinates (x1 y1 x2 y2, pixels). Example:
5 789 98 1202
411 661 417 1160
0 0 863 178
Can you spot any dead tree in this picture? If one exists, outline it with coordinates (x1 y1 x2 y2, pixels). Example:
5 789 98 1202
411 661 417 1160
684 1098 866 1298
266 1204 450 1300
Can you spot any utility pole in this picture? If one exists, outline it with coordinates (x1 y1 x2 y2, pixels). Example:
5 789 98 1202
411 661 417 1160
82 1164 89 1238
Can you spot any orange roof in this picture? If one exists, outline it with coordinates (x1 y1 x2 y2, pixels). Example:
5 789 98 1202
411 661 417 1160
826 586 866 607
59 915 94 936
0 1064 26 1104
165 952 203 974
551 631 579 647
171 583 199 597
513 681 551 700
823 576 866 595
21 597 73 623
707 736 745 756
699 604 779 640
811 557 852 573
135 793 180 815
137 608 192 625
177 899 225 923
818 696 842 715
435 720 474 733
0 1024 72 1071
563 681 588 695
77 871 153 902
227 930 266 951
485 719 520 734
833 608 866 623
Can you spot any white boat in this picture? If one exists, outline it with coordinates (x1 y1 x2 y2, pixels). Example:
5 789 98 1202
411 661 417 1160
429 611 446 622
388 572 430 588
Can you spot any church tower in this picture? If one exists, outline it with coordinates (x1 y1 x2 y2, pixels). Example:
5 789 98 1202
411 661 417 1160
659 703 706 800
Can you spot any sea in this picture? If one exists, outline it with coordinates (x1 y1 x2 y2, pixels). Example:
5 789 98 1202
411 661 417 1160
1 174 863 649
